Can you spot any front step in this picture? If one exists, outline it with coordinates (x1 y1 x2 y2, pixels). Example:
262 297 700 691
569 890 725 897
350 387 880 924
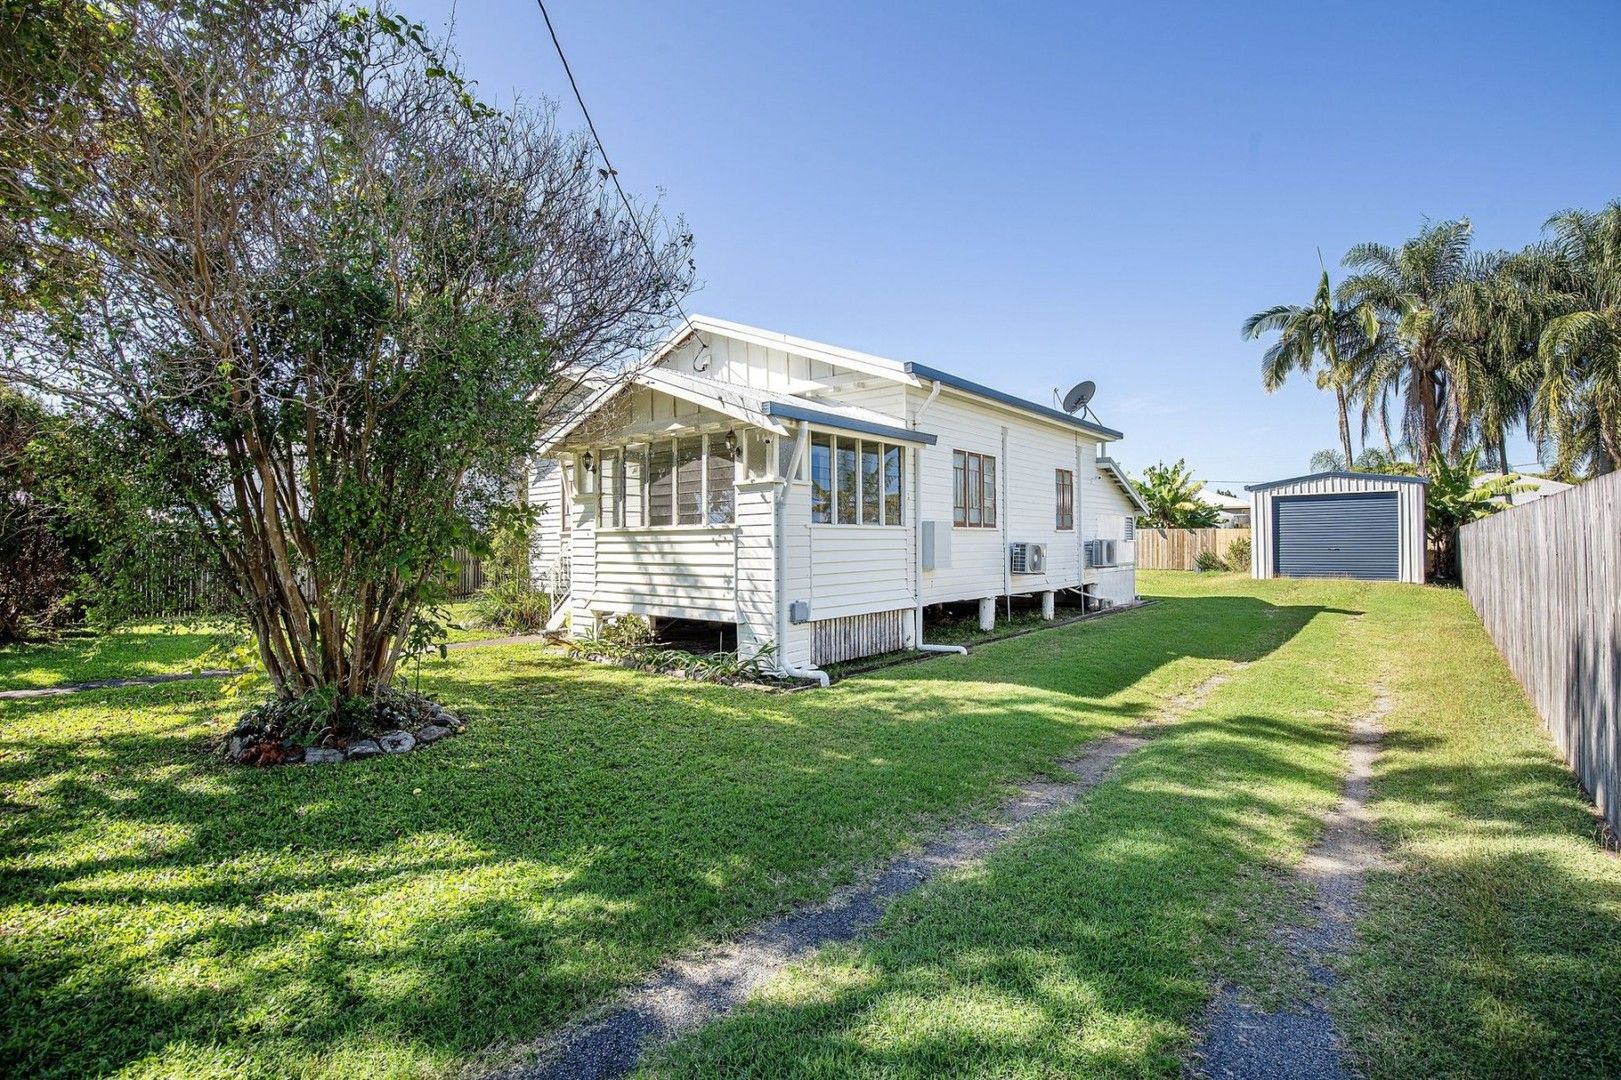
544 596 570 633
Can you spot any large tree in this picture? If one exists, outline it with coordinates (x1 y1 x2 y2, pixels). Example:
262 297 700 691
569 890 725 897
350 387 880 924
0 2 691 707
1337 219 1479 468
1533 202 1621 475
0 385 75 641
1243 269 1377 469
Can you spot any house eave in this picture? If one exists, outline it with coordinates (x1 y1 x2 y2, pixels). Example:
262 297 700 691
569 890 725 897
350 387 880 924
903 362 1125 440
1096 455 1150 514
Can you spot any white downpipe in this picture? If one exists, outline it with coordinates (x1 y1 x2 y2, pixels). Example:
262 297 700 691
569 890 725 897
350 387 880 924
787 664 831 688
917 642 968 656
912 380 944 650
773 421 830 688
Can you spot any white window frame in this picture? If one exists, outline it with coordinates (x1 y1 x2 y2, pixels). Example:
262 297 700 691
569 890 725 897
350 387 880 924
591 431 739 530
811 431 905 527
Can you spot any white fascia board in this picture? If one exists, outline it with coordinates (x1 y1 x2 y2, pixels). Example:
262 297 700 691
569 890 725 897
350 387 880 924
683 314 921 385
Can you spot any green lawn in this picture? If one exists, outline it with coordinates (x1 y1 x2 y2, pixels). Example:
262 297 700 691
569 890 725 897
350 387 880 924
0 601 503 692
0 623 240 692
642 573 1621 1079
1 574 1616 1079
0 581 1277 1078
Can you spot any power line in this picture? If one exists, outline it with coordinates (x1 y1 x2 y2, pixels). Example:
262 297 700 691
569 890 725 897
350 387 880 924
532 0 709 365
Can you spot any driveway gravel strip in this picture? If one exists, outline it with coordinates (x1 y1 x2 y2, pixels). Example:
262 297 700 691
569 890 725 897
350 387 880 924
1190 688 1390 1080
504 670 1236 1080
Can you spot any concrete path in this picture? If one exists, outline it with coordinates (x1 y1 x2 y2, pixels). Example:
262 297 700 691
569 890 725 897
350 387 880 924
1189 689 1390 1080
0 634 552 701
504 670 1236 1080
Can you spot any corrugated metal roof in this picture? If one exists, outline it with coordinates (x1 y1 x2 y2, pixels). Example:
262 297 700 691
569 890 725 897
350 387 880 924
1245 470 1429 493
666 315 1126 441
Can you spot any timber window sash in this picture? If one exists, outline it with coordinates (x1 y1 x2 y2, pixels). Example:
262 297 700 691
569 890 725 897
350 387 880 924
599 433 736 529
953 450 997 528
812 432 905 526
1055 468 1074 531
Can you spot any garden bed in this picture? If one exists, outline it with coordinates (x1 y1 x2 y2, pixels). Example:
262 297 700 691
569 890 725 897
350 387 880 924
222 687 465 766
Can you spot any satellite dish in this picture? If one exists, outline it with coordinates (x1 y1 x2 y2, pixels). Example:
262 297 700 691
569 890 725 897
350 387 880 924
1062 380 1096 415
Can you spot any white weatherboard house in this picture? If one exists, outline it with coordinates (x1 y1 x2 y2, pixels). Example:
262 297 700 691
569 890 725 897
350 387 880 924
530 316 1147 682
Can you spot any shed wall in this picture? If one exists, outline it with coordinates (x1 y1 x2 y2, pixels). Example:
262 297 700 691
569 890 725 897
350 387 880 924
1250 474 1425 584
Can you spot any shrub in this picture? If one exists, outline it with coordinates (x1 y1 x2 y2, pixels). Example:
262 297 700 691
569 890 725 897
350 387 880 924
470 578 551 634
598 613 654 648
564 627 776 685
228 685 456 760
1226 535 1252 571
1194 550 1227 572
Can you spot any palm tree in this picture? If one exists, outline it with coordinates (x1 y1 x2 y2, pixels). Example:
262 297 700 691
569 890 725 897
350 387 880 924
1534 202 1621 475
1337 219 1478 468
1244 270 1378 469
1452 248 1546 472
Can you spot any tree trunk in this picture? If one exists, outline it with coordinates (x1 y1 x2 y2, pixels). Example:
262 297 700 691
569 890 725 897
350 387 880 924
1418 365 1443 467
1335 384 1355 470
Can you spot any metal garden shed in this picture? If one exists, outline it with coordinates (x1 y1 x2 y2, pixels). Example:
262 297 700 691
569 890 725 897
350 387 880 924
1246 472 1428 583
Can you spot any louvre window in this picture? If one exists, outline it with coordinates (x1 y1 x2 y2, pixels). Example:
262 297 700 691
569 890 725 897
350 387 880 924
597 449 622 528
675 437 704 525
706 439 736 524
834 437 858 524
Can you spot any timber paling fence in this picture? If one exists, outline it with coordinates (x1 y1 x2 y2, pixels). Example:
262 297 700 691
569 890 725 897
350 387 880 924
1459 469 1620 834
1135 527 1251 571
129 548 486 617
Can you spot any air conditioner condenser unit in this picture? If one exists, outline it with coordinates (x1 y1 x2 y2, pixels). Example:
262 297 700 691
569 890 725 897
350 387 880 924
1009 542 1047 574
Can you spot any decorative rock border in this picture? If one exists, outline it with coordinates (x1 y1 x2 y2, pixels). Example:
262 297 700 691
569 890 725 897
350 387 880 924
224 706 464 767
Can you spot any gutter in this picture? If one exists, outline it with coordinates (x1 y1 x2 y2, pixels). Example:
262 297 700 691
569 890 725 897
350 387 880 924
902 361 1124 440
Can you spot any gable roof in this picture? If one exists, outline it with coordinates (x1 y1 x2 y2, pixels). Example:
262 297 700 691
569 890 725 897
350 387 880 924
653 315 910 383
539 365 935 452
654 315 1124 442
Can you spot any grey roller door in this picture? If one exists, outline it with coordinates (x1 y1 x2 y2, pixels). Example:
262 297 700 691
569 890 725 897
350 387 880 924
1273 492 1399 580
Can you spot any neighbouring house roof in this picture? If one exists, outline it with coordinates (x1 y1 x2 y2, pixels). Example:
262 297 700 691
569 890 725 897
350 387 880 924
1244 470 1430 493
1477 471 1574 506
1195 486 1250 512
1096 456 1150 514
655 315 1125 442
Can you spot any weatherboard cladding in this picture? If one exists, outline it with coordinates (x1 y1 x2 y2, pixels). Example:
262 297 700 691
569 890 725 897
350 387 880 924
1249 472 1426 584
1273 493 1399 580
539 315 1141 669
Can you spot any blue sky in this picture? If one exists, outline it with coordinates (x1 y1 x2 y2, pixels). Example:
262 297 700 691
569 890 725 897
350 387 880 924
406 0 1621 485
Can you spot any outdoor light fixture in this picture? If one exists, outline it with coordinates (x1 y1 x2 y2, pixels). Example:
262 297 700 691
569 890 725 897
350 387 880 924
581 450 595 474
724 430 739 458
